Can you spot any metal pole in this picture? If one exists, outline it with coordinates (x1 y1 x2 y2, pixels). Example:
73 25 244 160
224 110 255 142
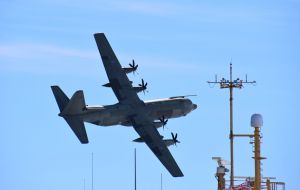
84 178 86 190
266 178 271 190
217 171 226 190
161 173 162 190
254 127 261 190
229 64 234 188
92 152 94 190
135 148 137 190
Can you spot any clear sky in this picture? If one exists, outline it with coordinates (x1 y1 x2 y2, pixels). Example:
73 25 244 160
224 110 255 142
1 0 299 189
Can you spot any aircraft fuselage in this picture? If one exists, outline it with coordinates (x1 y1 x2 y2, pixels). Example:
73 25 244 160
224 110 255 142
81 98 196 127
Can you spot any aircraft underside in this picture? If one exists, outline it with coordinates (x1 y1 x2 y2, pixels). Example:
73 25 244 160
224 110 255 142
82 99 191 127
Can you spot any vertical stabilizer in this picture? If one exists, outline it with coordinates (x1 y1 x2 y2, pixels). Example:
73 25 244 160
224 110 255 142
51 86 70 112
61 90 86 115
51 86 89 144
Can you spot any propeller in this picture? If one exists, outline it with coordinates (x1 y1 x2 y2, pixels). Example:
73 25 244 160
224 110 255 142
159 116 168 129
129 59 138 74
138 79 148 94
171 132 180 146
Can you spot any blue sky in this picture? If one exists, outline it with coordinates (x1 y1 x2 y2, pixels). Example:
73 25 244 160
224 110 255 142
1 0 299 189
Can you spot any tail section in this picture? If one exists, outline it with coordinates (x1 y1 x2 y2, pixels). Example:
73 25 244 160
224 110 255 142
63 116 89 144
51 86 89 144
61 90 86 115
51 86 70 112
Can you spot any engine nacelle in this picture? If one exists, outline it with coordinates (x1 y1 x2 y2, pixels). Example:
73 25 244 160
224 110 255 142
123 67 136 74
153 121 164 128
163 139 176 147
132 86 146 93
102 82 111 87
103 81 133 88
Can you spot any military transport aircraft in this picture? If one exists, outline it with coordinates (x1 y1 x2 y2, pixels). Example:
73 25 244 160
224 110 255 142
51 33 197 177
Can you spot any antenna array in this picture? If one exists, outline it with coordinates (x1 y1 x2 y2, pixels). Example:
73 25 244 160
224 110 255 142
207 63 256 187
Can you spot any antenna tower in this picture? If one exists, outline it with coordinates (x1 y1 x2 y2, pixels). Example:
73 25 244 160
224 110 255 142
161 173 163 190
134 148 137 190
84 178 86 190
207 63 256 188
92 152 94 190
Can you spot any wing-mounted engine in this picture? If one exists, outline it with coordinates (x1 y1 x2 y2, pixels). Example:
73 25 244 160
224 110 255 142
132 79 148 94
153 121 164 128
102 81 133 88
163 133 180 147
153 116 168 128
123 59 138 74
133 132 180 147
102 82 112 87
133 135 164 143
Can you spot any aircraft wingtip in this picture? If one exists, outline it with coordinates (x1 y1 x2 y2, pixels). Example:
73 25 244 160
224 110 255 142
93 33 105 37
81 140 89 144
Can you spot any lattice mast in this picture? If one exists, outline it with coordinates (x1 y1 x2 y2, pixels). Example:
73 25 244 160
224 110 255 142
207 63 256 187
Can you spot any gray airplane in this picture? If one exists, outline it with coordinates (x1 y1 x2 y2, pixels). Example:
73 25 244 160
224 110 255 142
51 33 197 177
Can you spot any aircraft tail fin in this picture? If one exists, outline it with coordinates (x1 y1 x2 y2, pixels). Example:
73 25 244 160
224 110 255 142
51 85 86 115
51 86 70 112
51 86 88 144
61 90 86 115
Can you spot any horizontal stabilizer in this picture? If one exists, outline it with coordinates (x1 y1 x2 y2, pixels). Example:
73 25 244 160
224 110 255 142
63 116 89 144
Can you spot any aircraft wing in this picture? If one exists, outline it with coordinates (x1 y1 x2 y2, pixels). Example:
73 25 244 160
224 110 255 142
132 115 184 177
94 33 143 105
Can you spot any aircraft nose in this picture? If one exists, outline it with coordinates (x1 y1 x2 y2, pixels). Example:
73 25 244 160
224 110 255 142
193 104 197 110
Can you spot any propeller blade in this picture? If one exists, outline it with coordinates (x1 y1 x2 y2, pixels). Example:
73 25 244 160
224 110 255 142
129 59 138 74
171 132 180 146
138 79 148 94
171 132 175 139
131 60 138 75
159 116 168 129
129 59 135 68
